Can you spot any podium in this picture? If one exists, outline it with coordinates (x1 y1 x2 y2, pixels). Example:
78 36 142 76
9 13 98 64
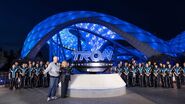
57 74 126 98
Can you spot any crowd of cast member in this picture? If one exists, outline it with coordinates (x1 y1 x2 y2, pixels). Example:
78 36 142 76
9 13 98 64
114 59 185 89
9 61 50 89
9 59 185 89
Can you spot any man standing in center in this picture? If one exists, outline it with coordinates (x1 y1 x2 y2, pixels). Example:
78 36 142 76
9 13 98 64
44 56 60 102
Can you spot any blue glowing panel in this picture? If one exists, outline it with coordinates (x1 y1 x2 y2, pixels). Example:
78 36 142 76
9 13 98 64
169 31 185 54
79 30 107 51
46 23 148 61
21 11 157 58
46 28 107 61
21 11 181 60
74 23 123 40
117 56 133 60
48 26 108 52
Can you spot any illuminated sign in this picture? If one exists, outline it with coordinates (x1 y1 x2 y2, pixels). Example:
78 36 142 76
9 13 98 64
73 50 113 62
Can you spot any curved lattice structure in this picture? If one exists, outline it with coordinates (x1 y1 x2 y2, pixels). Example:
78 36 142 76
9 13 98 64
21 11 178 61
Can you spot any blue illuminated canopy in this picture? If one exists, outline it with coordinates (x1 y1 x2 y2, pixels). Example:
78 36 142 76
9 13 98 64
21 11 184 61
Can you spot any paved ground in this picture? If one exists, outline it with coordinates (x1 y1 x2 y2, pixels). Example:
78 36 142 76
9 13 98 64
0 86 185 104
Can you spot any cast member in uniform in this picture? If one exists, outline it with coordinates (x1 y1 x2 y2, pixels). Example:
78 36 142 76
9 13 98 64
153 65 160 87
167 64 174 88
137 63 144 87
20 63 28 88
160 64 167 88
122 62 129 87
9 64 18 90
173 63 182 89
144 63 151 87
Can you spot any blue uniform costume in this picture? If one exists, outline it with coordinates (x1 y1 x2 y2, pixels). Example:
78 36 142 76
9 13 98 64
179 67 185 85
35 67 41 87
153 68 160 87
122 66 129 86
160 68 167 87
42 66 49 87
28 67 33 88
138 67 144 87
132 67 137 86
167 68 174 88
39 65 45 87
117 66 123 75
164 68 171 88
144 67 151 87
20 67 28 88
174 67 181 89
9 67 18 89
182 67 185 85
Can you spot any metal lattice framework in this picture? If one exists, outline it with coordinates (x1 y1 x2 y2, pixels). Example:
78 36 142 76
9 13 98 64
21 11 180 61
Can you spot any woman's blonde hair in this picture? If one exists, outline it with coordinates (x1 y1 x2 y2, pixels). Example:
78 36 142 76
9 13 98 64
61 61 68 67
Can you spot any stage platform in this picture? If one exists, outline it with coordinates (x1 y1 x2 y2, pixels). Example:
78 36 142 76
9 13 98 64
0 86 185 104
58 74 126 98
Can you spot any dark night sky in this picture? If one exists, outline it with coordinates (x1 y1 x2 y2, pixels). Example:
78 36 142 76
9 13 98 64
0 0 185 50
